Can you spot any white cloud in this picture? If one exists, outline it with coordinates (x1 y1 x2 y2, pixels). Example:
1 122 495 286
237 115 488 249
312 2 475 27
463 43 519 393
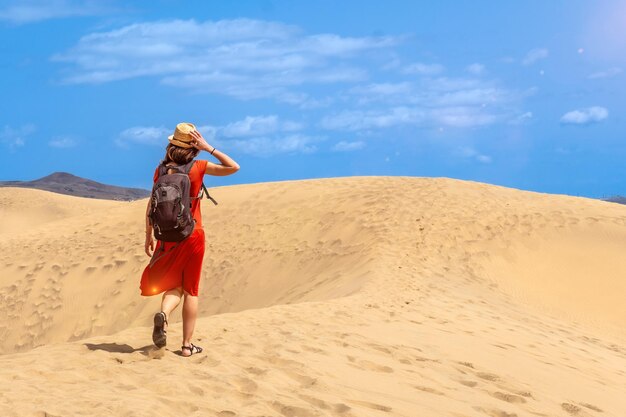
324 76 529 131
117 116 316 156
588 67 622 79
466 63 485 75
0 124 35 148
522 48 549 65
321 107 425 131
53 18 399 103
196 125 218 141
220 115 302 137
224 134 320 157
458 146 492 164
348 82 414 104
560 106 608 125
510 111 533 125
321 103 504 131
331 140 365 152
0 0 109 24
216 117 317 156
401 62 445 75
430 107 497 128
115 126 170 148
348 77 526 108
49 136 78 148
430 85 509 107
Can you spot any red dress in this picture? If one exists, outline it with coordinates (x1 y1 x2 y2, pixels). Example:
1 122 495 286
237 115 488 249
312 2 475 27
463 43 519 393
140 159 208 297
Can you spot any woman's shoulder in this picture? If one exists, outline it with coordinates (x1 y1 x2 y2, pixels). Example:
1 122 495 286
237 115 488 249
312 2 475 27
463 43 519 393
193 159 208 175
153 160 205 182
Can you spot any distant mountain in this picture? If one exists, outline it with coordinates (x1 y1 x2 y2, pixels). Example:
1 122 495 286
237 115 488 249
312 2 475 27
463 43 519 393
603 196 626 205
0 172 150 201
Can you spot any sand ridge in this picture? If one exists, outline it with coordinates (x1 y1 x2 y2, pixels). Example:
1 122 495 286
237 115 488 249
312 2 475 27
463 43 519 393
0 176 624 416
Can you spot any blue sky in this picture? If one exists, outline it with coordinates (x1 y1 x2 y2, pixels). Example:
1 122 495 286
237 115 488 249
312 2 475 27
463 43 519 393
1 0 625 197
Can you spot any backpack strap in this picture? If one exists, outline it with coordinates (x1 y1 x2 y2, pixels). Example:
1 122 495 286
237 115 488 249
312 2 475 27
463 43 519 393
203 182 218 205
192 181 218 205
158 160 195 177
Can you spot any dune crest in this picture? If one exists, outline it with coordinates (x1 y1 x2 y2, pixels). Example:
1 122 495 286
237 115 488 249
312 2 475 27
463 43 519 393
0 177 624 416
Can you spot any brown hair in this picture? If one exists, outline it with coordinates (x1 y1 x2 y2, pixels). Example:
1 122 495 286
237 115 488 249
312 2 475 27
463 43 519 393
162 143 200 165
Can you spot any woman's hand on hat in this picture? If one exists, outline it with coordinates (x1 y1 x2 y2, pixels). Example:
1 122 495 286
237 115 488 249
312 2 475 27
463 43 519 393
189 130 211 152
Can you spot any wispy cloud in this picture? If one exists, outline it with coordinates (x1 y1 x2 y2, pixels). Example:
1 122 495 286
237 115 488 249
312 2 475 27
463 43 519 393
510 111 533 125
0 0 110 24
49 135 78 148
321 107 425 131
430 106 497 128
400 62 445 75
115 126 169 148
0 124 35 149
466 63 485 75
349 77 528 107
118 116 318 156
53 18 399 104
321 105 498 130
457 146 492 164
325 76 529 130
560 106 608 125
221 115 302 138
331 140 365 152
522 48 549 66
588 67 622 79
222 134 321 157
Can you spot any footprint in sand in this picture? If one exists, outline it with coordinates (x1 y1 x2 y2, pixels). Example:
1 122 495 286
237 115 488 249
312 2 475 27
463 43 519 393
413 385 445 396
297 395 351 414
490 391 526 404
351 359 394 373
32 412 62 417
271 401 317 417
561 403 598 417
114 259 127 267
300 344 327 355
476 371 500 382
282 370 318 388
232 376 258 394
579 403 603 413
244 366 267 376
347 400 392 413
474 406 518 417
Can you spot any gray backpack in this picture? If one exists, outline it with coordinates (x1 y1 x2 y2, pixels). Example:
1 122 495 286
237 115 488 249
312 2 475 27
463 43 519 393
148 160 217 242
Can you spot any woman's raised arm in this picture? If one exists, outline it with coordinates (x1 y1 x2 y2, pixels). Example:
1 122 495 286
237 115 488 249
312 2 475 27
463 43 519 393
189 130 240 176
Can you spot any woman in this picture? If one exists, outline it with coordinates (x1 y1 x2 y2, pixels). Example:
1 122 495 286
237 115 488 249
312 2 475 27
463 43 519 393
140 122 240 357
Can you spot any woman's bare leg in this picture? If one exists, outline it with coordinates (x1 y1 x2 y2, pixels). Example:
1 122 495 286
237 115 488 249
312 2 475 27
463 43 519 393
182 290 198 355
160 286 183 330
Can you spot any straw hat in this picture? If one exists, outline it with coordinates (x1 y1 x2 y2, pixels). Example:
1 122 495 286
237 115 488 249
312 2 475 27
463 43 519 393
168 122 196 148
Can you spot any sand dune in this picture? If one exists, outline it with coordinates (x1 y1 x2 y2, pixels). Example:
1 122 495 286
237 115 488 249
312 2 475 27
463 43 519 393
0 177 624 416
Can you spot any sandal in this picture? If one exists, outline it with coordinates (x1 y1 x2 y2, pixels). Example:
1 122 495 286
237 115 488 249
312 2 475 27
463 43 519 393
152 311 168 348
181 343 203 356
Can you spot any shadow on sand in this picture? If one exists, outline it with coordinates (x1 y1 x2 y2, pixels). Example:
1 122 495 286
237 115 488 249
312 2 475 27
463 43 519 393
84 342 154 356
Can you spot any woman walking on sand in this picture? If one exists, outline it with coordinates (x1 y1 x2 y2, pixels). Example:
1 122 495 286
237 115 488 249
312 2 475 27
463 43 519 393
140 122 239 357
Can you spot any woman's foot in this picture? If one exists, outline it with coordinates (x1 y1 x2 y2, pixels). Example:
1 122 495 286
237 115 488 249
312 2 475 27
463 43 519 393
152 311 168 348
181 343 203 357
